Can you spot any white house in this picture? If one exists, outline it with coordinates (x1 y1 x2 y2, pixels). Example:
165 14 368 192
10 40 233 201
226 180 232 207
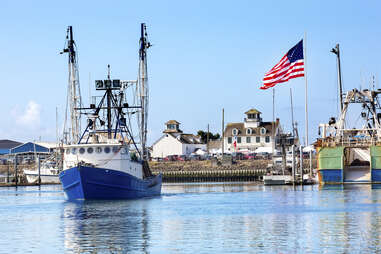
224 109 281 153
151 120 206 158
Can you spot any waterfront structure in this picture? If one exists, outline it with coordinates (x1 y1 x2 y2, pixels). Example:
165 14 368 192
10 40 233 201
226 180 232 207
223 109 281 153
151 120 206 158
9 142 53 163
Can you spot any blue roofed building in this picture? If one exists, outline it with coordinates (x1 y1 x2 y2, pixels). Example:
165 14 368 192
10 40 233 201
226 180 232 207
9 142 56 164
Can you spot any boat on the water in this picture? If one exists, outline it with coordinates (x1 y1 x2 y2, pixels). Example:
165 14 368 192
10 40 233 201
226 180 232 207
24 160 60 184
316 88 381 184
59 24 162 200
316 44 381 184
263 175 293 185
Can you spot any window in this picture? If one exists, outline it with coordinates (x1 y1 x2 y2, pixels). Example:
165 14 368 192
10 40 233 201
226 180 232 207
232 128 238 135
265 136 270 143
66 149 70 154
121 147 128 154
104 147 111 153
96 147 102 153
246 137 251 143
79 148 85 154
168 124 177 130
87 147 94 154
260 128 266 135
112 146 119 153
237 137 241 143
256 136 260 143
71 148 77 154
228 137 232 144
246 128 252 135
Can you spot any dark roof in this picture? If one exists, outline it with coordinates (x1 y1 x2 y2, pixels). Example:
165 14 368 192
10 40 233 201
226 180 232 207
245 109 261 114
0 139 22 150
169 133 204 144
165 120 180 125
163 128 183 134
224 121 278 137
10 142 50 154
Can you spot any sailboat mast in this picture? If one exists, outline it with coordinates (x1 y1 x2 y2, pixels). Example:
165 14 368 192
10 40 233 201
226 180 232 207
290 88 295 137
139 23 151 160
62 26 82 144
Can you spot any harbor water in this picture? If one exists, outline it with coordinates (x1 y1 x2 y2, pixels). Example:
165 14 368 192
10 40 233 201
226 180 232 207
1 183 381 253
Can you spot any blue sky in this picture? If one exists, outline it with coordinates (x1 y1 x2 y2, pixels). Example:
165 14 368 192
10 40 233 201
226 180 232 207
1 0 381 145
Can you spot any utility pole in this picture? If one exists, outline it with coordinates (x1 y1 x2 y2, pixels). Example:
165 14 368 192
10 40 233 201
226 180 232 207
222 108 225 156
38 155 41 185
14 155 18 187
207 124 210 155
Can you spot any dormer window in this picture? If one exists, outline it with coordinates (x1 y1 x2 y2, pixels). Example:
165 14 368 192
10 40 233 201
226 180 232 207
260 127 266 135
246 128 252 135
232 128 238 136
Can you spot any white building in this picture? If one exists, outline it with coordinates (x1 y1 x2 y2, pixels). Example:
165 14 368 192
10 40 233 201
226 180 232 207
224 109 281 153
151 120 206 158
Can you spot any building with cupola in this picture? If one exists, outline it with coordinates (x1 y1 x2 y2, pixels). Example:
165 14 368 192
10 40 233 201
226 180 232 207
151 120 206 158
223 109 281 153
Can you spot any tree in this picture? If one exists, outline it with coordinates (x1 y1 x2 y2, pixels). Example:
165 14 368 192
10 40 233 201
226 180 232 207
197 130 220 143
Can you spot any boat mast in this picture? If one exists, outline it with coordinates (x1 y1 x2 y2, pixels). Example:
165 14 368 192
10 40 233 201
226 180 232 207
61 26 82 144
138 23 151 160
331 44 343 113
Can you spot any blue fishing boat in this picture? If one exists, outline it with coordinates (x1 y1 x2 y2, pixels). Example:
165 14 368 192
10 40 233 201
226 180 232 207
59 24 162 200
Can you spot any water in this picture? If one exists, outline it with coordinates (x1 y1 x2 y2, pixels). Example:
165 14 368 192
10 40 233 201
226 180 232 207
1 183 381 253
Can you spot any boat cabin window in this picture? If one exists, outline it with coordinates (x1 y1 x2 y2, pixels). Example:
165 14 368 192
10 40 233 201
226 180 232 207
71 148 77 154
112 146 119 153
87 147 94 154
66 149 70 154
96 147 102 153
79 148 85 154
104 147 111 154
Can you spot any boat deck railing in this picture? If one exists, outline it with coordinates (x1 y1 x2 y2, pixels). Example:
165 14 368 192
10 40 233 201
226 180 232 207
320 136 381 147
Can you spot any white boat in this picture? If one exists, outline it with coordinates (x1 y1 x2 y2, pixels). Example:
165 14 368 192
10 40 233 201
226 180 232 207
24 161 61 184
263 175 293 185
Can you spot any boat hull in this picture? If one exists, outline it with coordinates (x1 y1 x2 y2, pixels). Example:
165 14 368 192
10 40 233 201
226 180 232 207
59 165 162 200
263 175 293 185
317 146 381 184
24 170 60 184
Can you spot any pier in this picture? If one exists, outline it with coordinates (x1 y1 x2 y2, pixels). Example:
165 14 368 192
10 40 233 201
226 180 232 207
150 159 316 183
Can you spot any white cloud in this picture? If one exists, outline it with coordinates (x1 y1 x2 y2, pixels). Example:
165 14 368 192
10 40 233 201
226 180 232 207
12 100 41 129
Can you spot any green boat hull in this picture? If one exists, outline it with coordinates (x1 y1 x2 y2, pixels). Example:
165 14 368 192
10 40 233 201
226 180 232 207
318 146 381 184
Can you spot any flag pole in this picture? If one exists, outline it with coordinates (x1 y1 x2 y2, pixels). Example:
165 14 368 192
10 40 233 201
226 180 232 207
272 88 275 169
304 32 311 178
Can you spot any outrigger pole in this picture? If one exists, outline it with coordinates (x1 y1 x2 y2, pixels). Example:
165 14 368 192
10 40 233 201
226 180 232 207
331 44 343 113
61 26 82 144
138 23 151 161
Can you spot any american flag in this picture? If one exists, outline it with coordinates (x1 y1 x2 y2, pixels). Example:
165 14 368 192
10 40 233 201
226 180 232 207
260 40 304 90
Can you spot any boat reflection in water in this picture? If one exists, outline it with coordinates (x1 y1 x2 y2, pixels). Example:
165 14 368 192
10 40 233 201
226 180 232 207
62 200 152 253
58 183 381 253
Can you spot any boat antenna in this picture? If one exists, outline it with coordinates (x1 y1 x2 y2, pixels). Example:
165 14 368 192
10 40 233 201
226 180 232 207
61 26 82 144
138 23 151 160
